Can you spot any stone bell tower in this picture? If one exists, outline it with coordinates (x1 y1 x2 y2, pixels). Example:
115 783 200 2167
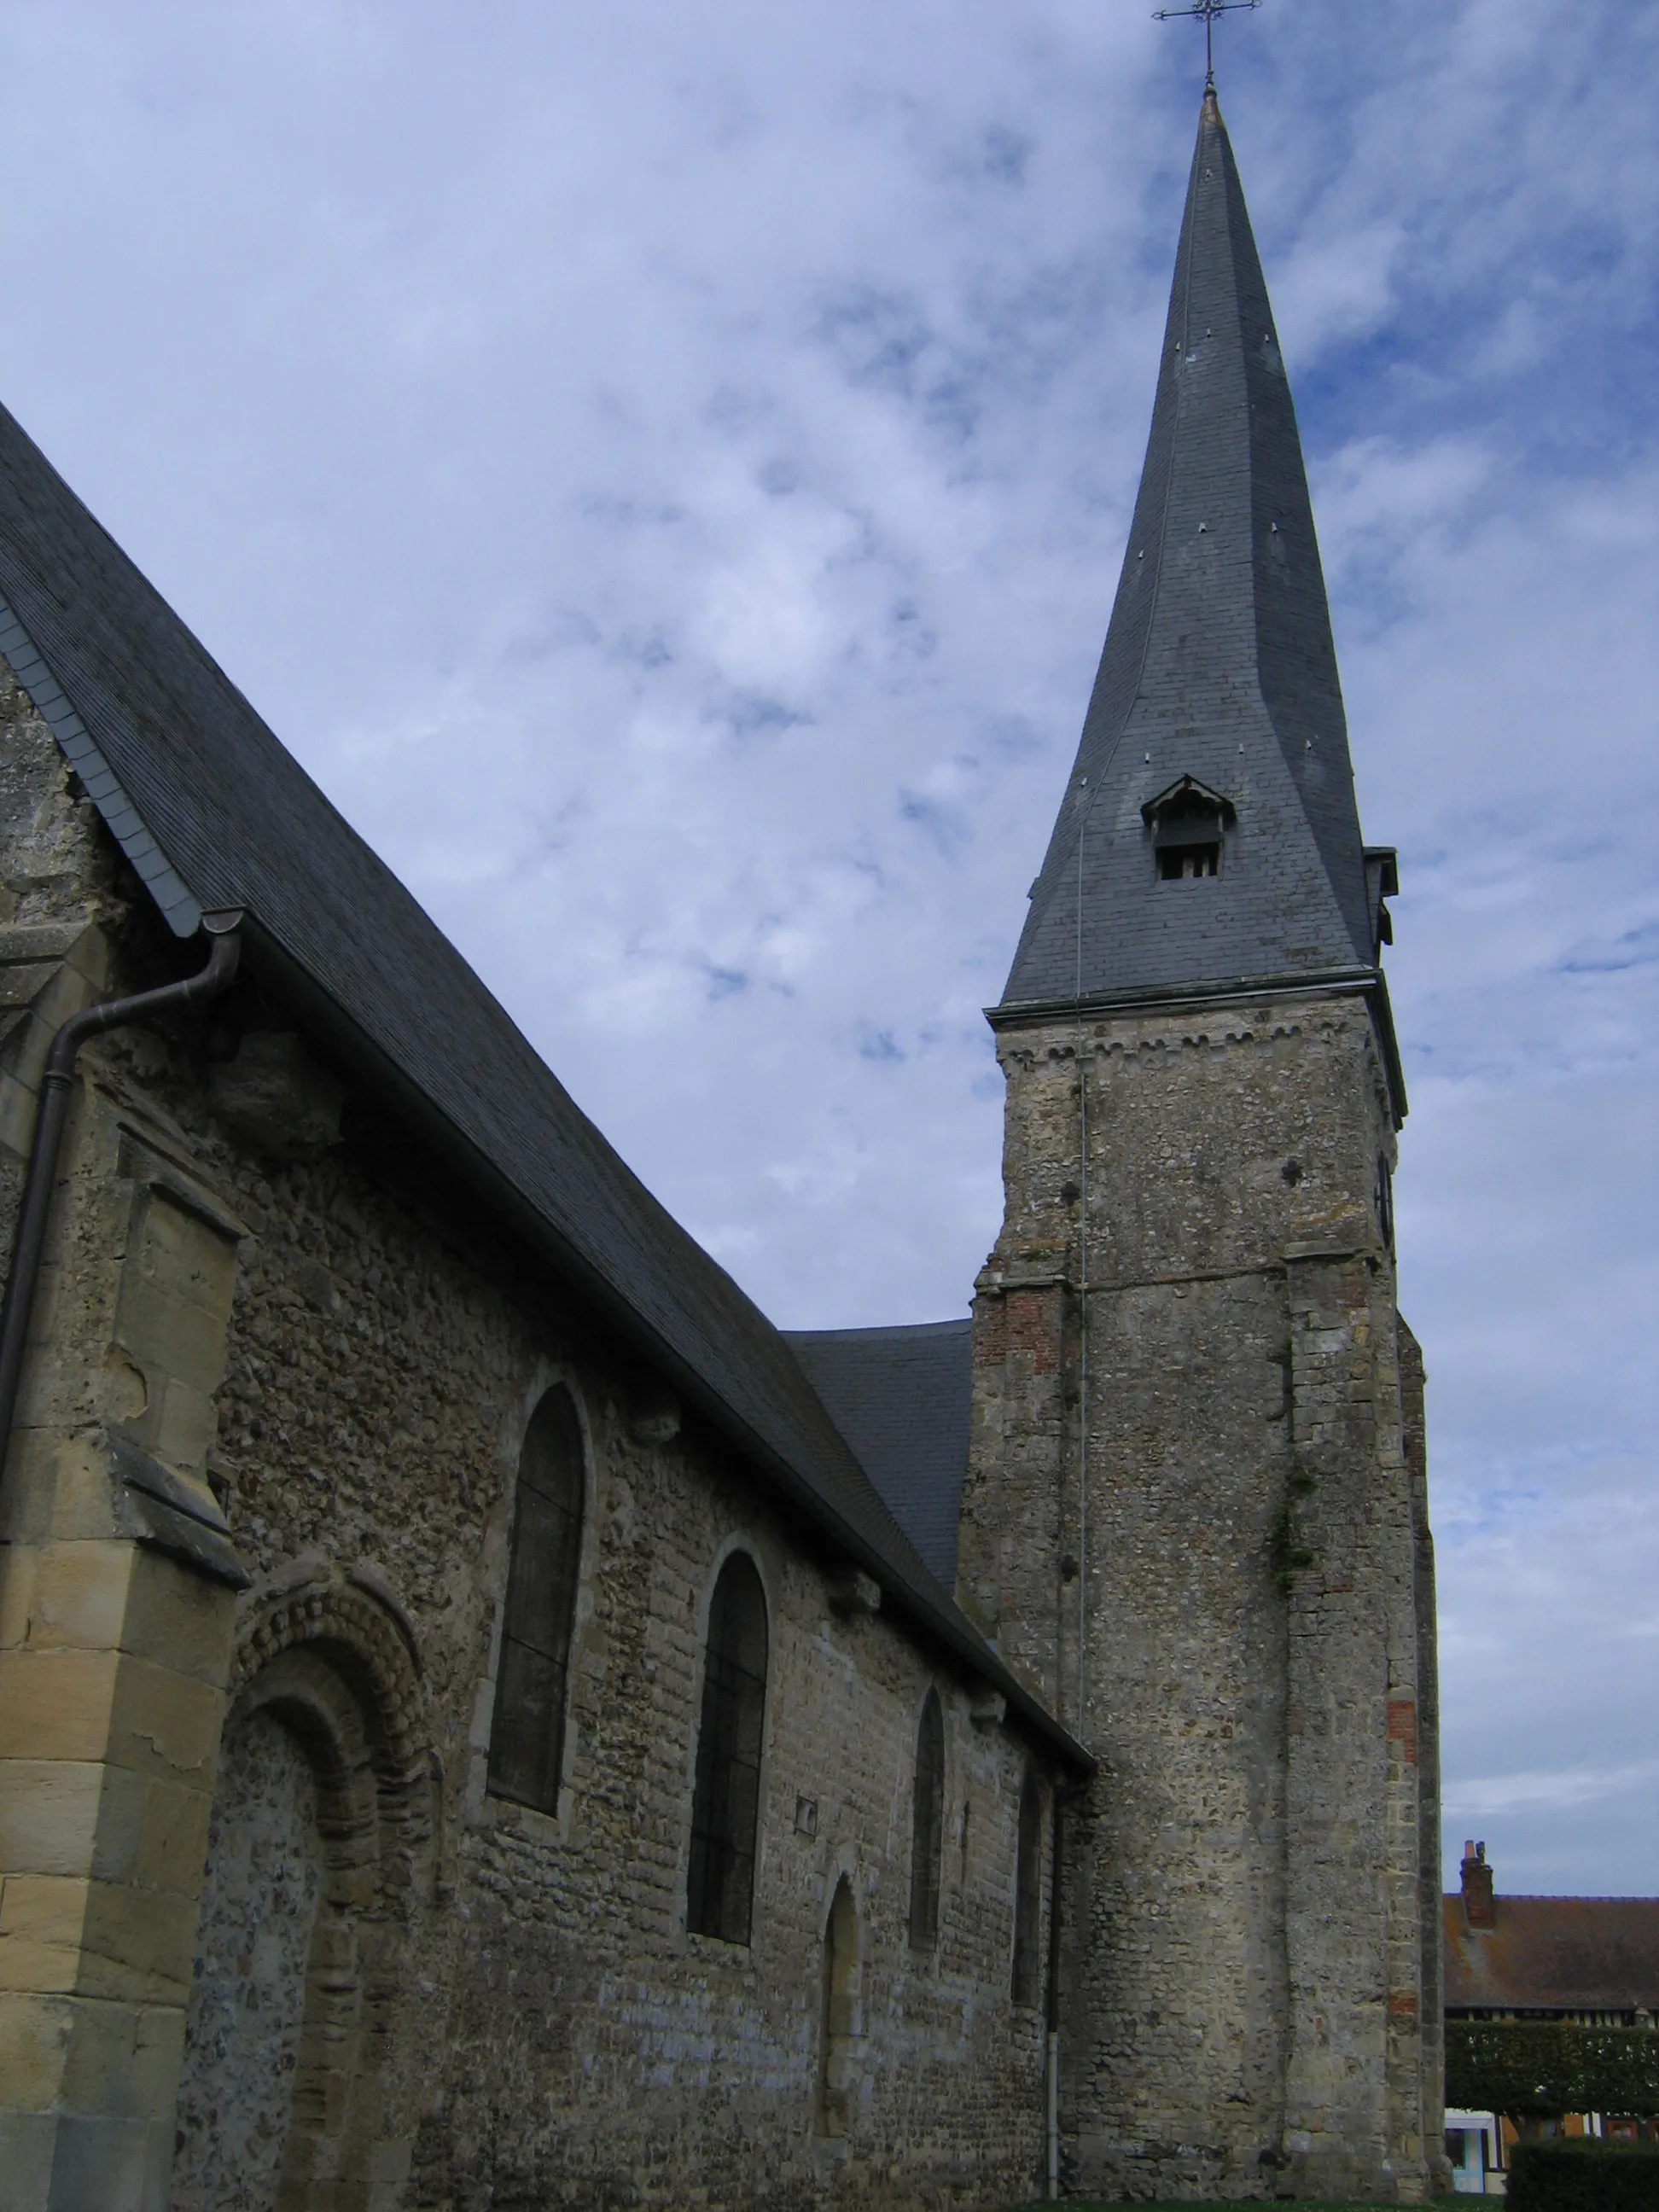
958 91 1444 2202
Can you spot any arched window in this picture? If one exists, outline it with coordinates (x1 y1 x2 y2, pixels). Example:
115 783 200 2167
487 1385 585 1814
909 1689 945 1949
687 1551 769 1943
1011 1767 1044 2006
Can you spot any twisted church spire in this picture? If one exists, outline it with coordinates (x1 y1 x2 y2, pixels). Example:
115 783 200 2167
1002 92 1384 1017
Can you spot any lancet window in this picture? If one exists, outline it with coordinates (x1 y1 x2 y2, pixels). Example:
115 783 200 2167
687 1551 769 1943
1011 1768 1044 2006
487 1384 586 1814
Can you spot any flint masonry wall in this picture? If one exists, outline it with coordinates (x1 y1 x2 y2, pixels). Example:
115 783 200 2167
962 992 1438 2203
0 671 1057 2212
203 1140 1056 2209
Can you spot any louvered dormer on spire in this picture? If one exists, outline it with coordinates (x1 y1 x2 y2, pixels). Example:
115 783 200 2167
1003 90 1395 1033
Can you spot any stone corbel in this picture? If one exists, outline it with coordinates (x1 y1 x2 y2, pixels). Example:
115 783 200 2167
826 1564 882 1618
969 1684 1007 1731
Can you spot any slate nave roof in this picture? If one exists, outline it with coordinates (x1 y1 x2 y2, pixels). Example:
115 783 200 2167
0 399 1089 1774
783 1321 972 1593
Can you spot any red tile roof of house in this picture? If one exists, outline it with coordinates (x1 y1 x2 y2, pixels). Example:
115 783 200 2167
1445 1894 1659 2014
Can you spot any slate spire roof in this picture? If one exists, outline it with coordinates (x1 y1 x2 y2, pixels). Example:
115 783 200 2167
1001 90 1383 1015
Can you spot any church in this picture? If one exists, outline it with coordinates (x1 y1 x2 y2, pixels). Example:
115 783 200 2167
0 86 1442 2209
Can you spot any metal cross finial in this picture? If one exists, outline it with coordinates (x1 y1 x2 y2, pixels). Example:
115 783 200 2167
1152 0 1261 93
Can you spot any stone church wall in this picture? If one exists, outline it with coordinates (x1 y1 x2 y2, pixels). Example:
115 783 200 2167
0 671 1057 2210
203 1138 1052 2209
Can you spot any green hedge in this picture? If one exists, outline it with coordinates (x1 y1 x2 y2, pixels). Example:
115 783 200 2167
1447 2020 1659 2116
1508 2138 1659 2209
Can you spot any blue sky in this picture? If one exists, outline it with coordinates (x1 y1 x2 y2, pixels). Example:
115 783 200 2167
3 0 1655 1894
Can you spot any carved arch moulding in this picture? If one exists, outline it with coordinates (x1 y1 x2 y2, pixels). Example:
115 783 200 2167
175 1553 439 2212
232 1556 429 1784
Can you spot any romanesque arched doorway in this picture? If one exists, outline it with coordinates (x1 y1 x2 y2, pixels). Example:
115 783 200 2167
171 1565 433 2211
817 1874 861 2139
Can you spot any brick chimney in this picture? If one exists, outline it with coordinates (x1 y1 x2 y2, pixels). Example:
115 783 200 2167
1461 1839 1495 1930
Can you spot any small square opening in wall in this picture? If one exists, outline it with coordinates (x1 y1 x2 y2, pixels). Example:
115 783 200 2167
1158 841 1220 880
795 1796 818 1837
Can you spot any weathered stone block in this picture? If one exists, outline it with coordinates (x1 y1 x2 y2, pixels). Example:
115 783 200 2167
116 1547 236 1691
105 1657 224 1790
111 1191 241 1400
129 1778 214 1899
35 2110 163 2212
0 1650 120 1764
0 1761 107 1880
11 1436 115 1548
0 2108 56 2212
45 1996 183 2126
0 1544 36 1648
25 1542 134 1655
0 1901 84 1996
76 1881 200 2004
0 1992 73 2110
124 1373 219 1475
0 1875 90 1955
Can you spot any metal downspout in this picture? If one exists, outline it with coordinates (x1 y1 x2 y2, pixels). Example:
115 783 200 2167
1046 1784 1067 2200
0 914 242 1489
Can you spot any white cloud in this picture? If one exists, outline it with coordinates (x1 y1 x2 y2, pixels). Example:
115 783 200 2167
1453 1761 1659 1822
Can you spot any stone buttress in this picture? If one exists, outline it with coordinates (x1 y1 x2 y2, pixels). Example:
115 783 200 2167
0 682 249 2210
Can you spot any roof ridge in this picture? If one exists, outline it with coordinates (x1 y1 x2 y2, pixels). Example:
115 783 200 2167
783 1317 972 1342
